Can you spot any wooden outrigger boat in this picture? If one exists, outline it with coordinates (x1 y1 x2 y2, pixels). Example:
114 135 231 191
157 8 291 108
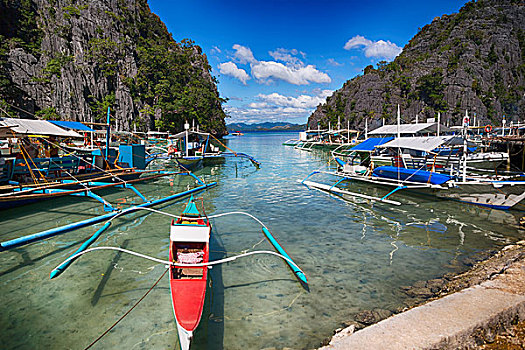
169 196 210 350
0 168 174 210
147 121 260 170
302 134 525 210
40 193 308 349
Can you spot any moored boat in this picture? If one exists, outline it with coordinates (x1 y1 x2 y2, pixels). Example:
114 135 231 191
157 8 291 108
169 195 211 350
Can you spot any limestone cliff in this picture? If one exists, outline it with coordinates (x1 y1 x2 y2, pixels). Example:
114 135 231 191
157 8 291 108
0 0 227 135
308 0 525 131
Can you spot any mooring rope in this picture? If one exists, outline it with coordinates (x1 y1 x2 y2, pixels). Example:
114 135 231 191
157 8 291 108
83 268 168 350
53 247 306 274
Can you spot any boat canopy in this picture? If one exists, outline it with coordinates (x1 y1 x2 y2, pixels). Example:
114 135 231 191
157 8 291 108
0 117 82 137
170 130 210 139
324 129 359 135
369 122 453 136
350 136 394 152
0 125 15 137
170 225 209 242
49 120 96 132
377 136 475 153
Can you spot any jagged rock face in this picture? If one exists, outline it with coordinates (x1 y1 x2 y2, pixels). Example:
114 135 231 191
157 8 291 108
308 0 525 130
0 0 227 135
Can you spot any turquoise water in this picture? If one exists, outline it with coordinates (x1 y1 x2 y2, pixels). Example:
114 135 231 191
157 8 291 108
1 132 524 350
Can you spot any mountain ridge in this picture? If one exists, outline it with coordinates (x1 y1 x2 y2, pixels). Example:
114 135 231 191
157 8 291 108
308 0 524 131
227 122 305 132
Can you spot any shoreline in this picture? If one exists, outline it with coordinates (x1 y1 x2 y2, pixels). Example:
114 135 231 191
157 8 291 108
320 240 525 349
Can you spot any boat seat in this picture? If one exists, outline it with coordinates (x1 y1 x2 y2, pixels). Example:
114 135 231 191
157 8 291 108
178 248 201 253
181 268 203 278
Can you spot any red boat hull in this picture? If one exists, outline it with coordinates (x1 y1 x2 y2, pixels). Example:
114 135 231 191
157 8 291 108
169 243 209 332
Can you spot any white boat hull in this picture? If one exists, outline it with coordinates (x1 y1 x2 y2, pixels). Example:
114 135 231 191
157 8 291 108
306 170 525 210
176 322 192 350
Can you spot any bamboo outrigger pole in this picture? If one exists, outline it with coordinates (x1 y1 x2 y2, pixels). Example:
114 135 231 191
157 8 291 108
0 181 217 251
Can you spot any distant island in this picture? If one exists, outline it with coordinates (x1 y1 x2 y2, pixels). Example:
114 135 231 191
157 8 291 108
227 122 305 132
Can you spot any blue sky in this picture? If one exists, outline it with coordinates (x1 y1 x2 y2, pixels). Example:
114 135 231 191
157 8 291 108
148 0 467 125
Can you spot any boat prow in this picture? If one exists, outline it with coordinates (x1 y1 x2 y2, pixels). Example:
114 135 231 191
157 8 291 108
176 322 193 350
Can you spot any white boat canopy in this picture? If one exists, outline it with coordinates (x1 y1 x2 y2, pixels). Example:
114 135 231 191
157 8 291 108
170 130 210 139
369 122 453 136
324 129 359 134
0 117 82 137
170 225 210 243
377 136 475 153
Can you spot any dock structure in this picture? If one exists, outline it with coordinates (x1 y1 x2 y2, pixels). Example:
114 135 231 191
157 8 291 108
486 136 525 171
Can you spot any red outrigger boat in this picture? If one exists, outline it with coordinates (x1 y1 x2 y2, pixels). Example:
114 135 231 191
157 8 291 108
169 195 211 350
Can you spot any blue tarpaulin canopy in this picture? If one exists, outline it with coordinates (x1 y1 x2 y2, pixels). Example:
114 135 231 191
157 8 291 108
351 137 394 152
49 120 96 132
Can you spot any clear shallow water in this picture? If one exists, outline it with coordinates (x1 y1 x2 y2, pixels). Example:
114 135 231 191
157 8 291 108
1 132 524 350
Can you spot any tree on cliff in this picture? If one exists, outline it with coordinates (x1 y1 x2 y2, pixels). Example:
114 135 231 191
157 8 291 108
0 0 228 135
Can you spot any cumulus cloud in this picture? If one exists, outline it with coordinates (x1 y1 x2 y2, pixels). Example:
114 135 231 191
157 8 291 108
248 102 269 108
224 89 333 123
251 61 331 85
256 92 330 109
221 44 331 86
344 35 402 60
218 62 250 85
268 48 305 67
232 44 256 64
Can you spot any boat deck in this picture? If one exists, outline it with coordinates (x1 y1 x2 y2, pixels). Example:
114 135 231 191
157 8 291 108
171 242 206 280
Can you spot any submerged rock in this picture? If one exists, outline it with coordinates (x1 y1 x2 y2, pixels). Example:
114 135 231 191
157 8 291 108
354 308 393 325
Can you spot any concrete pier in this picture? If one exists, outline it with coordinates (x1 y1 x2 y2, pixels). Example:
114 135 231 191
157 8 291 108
321 246 525 349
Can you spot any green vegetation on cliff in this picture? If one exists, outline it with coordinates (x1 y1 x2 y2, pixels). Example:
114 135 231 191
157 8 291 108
0 0 42 104
0 0 227 135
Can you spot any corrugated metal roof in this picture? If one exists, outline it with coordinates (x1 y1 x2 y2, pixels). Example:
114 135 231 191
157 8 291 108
0 118 82 137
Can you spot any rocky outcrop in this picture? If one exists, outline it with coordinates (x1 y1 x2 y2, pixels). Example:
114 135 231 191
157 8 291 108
0 0 227 135
308 0 525 130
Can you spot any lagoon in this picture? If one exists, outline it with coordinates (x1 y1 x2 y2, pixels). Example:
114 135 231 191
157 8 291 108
1 132 523 349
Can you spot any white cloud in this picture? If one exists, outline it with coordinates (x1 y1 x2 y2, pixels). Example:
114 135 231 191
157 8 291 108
251 61 331 85
218 62 250 85
344 35 402 60
225 105 309 123
221 44 331 86
248 102 269 108
327 58 343 66
344 35 372 49
224 89 333 123
256 92 330 109
268 48 304 67
232 44 256 64
211 46 221 54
